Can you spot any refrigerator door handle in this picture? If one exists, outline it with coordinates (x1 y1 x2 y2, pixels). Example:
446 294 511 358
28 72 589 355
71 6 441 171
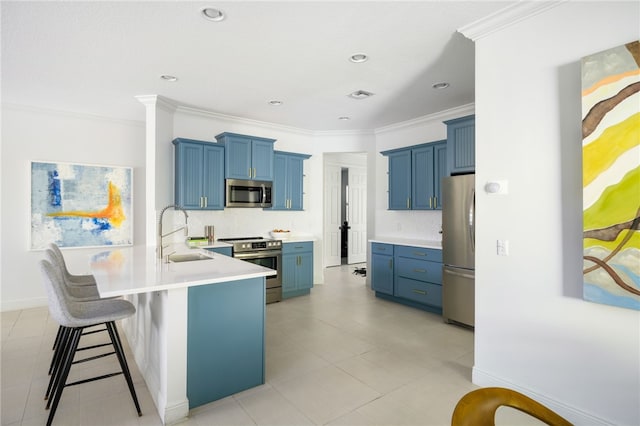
468 188 475 253
444 268 474 280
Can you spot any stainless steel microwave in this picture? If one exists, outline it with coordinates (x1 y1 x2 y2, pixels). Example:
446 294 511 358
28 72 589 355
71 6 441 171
225 179 272 208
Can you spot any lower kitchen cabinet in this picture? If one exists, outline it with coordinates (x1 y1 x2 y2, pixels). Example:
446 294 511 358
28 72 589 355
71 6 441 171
282 241 313 299
187 277 264 408
370 242 443 314
206 246 232 256
371 243 394 295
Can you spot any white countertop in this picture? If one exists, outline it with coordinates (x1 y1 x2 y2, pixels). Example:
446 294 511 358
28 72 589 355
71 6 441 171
369 236 442 250
89 245 276 298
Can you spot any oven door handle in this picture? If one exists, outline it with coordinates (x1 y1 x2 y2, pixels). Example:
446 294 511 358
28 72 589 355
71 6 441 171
233 250 282 260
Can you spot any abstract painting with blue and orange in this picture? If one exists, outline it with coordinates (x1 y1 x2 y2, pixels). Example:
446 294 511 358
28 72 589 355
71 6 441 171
31 161 133 249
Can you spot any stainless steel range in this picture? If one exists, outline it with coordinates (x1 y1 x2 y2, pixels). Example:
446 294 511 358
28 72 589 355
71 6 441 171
218 237 282 304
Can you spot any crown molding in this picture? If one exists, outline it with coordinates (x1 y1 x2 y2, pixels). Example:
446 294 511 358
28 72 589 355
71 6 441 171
375 103 475 135
2 102 144 127
135 94 178 113
458 1 567 41
174 104 316 137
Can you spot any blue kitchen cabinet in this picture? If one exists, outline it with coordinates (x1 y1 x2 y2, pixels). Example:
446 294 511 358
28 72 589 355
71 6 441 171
371 243 394 295
382 140 446 210
173 138 224 210
444 115 475 174
433 142 447 209
270 151 311 211
371 242 442 314
282 241 313 298
393 245 443 309
187 277 265 408
386 149 412 210
206 246 232 256
215 132 276 181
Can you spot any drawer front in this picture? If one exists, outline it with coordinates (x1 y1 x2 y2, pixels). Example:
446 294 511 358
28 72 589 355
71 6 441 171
395 245 442 262
371 242 394 255
282 241 313 254
395 256 442 284
394 277 442 307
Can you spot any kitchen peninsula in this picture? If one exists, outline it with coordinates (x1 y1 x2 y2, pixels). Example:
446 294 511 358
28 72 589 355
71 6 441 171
89 245 276 424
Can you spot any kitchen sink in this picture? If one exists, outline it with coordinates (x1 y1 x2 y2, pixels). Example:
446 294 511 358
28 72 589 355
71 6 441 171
168 253 213 263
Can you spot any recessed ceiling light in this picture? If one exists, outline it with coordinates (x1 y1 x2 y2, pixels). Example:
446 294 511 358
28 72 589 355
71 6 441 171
338 116 350 121
349 53 368 63
432 82 450 89
160 75 178 82
348 90 375 100
268 100 283 106
201 7 225 21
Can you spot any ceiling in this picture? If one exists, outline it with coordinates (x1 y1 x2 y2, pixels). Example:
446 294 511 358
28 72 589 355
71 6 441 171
2 1 517 132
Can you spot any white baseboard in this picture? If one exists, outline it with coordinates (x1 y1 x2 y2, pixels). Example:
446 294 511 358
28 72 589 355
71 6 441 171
472 367 612 425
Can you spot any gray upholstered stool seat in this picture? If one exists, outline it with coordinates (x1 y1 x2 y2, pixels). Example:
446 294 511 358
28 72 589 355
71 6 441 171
40 259 141 426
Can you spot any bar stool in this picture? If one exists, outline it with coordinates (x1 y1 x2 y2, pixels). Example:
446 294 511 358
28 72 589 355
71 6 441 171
48 243 96 286
39 259 142 426
44 249 106 379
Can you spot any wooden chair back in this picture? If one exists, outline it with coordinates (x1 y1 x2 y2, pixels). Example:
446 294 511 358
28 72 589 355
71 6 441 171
451 387 573 426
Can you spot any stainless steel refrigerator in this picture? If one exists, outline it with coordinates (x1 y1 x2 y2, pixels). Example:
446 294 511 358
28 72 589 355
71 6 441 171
441 174 475 327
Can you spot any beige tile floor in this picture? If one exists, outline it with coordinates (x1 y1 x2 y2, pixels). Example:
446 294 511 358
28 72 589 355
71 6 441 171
2 264 483 426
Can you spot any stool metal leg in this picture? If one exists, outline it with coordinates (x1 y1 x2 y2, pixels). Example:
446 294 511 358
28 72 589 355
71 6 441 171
106 321 142 416
46 327 82 426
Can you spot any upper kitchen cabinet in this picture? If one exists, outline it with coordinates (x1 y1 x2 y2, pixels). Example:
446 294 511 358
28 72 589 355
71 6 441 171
215 132 276 181
381 140 446 210
173 138 225 210
444 115 475 174
270 151 311 211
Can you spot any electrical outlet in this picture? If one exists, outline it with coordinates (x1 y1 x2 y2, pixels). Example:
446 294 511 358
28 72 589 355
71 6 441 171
497 240 509 256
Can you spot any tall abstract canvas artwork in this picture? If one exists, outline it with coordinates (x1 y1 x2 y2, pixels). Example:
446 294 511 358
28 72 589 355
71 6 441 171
582 41 640 310
31 161 133 249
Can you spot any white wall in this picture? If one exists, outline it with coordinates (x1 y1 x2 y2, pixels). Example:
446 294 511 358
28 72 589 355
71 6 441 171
0 105 146 311
473 2 639 425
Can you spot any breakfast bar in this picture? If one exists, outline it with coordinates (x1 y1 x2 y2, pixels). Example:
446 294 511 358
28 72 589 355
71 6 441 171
89 245 276 424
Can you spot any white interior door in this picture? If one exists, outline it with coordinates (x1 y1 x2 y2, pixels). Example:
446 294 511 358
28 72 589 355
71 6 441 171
347 167 367 264
324 164 341 267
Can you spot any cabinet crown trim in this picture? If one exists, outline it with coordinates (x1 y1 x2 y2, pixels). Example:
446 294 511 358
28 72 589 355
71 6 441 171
274 150 312 159
215 132 276 144
380 139 446 156
172 137 219 146
443 114 475 126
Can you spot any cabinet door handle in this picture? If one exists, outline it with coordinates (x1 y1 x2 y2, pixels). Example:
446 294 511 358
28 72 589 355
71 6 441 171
413 269 426 273
253 167 257 178
200 196 204 208
389 259 393 269
412 289 427 295
429 197 432 209
204 196 208 208
413 252 426 257
248 168 252 178
406 198 410 209
434 196 438 208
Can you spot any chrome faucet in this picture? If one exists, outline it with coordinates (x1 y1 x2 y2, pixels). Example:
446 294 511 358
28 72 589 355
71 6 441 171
158 204 189 262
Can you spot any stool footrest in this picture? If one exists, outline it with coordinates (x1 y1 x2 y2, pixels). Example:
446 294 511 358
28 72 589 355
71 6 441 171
65 371 123 388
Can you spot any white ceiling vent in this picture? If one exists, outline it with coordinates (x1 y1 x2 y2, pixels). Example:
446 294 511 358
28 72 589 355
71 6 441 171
348 90 375 100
